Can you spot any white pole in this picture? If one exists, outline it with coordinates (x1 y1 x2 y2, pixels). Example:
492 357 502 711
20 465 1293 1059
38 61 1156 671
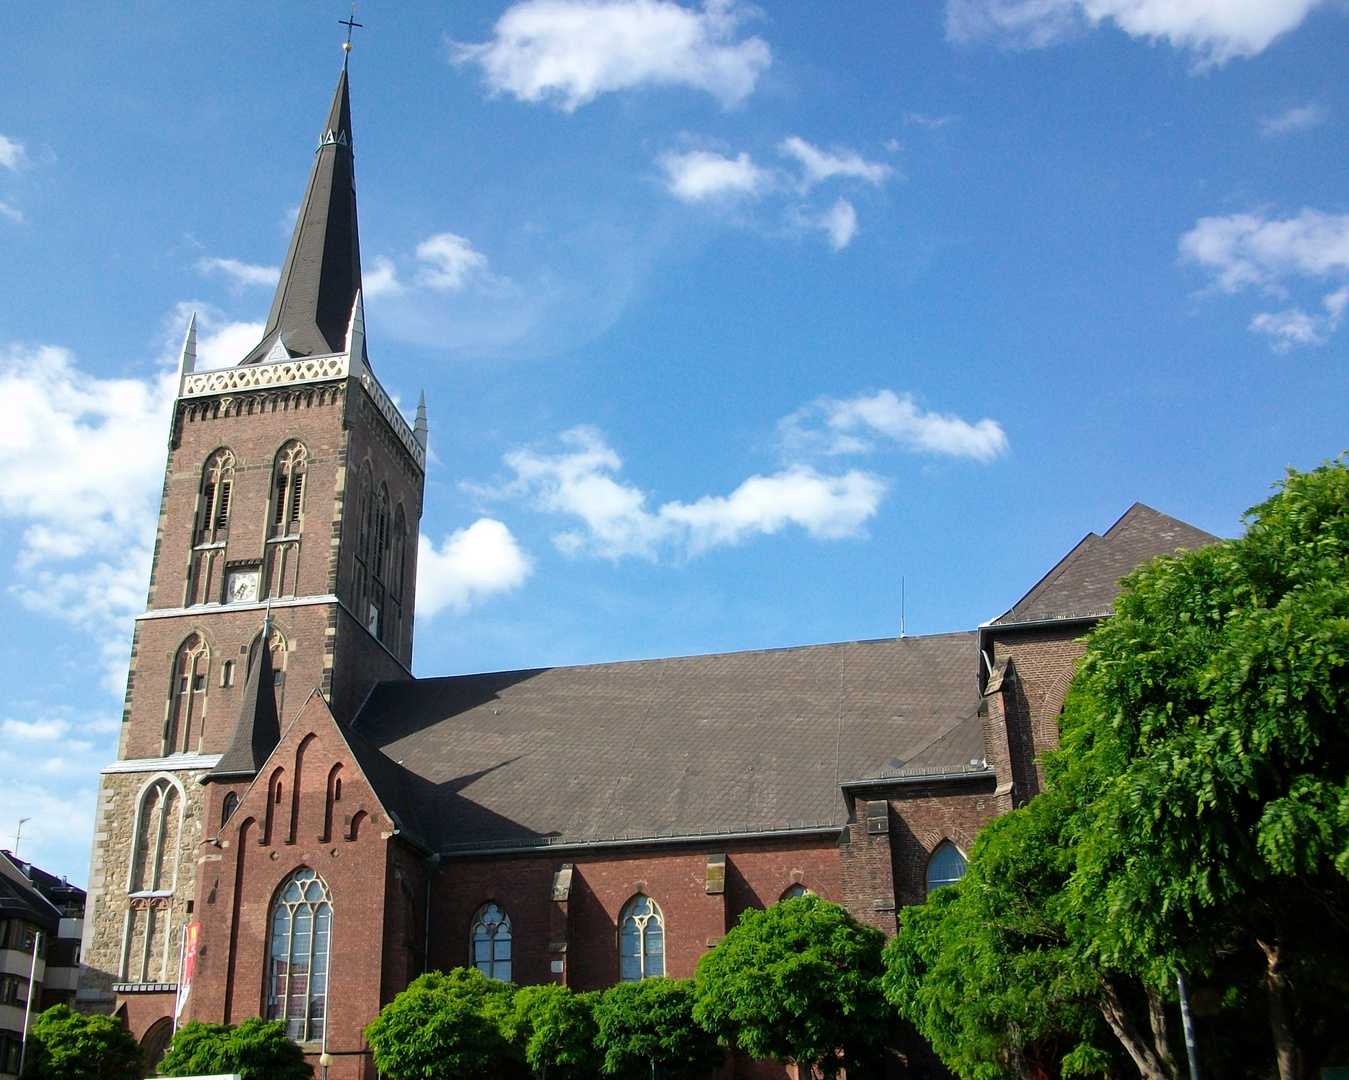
173 923 188 1032
1176 970 1202 1080
18 929 41 1075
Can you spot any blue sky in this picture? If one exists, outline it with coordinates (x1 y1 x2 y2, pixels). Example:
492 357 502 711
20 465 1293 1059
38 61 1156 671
1 0 1345 883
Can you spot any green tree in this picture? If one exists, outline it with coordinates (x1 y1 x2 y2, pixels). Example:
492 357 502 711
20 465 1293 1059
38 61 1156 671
593 978 724 1080
19 1004 142 1080
694 895 892 1078
507 984 600 1080
1054 462 1349 1080
883 790 1136 1080
156 1018 312 1080
364 968 523 1080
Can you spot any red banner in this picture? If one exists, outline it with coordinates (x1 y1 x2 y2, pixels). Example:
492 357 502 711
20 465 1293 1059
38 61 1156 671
175 923 200 1021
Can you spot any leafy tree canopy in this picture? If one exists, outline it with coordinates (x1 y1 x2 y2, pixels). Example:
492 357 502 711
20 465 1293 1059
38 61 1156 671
19 1005 143 1080
364 968 522 1080
156 1018 312 1080
693 895 892 1078
507 983 600 1080
592 978 724 1080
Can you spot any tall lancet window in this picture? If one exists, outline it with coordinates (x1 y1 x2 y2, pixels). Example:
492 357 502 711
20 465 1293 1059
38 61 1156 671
267 868 333 1044
122 778 182 983
165 634 209 755
190 449 234 604
197 449 235 544
271 441 308 538
619 895 664 981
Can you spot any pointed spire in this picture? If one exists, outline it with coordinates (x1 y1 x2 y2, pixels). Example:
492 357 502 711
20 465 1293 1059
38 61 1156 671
345 289 366 370
177 313 197 380
209 624 280 781
414 391 428 450
242 67 362 364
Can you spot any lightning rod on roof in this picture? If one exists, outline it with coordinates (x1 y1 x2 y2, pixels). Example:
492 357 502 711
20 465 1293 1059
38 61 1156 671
900 577 906 638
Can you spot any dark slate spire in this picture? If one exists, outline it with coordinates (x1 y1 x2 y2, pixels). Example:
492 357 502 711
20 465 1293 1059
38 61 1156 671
210 632 280 781
242 67 363 364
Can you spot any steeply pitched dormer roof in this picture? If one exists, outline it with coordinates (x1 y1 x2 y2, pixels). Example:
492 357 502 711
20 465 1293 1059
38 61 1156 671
210 636 280 781
992 503 1219 626
242 67 363 365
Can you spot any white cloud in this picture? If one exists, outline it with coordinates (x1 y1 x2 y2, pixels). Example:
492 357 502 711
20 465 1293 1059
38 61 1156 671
779 137 892 190
162 303 264 370
364 256 403 297
0 202 22 224
1180 209 1349 292
0 134 26 172
417 519 533 615
1259 102 1327 136
453 0 772 111
497 426 887 560
659 149 770 202
1180 208 1349 350
782 390 1010 462
819 199 858 251
1250 285 1349 352
945 0 1329 65
2 717 70 741
415 232 492 291
0 345 175 688
197 256 280 289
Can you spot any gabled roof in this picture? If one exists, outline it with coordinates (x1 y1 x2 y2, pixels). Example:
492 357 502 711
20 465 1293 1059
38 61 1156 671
992 503 1219 626
350 633 983 854
0 851 64 931
242 67 363 365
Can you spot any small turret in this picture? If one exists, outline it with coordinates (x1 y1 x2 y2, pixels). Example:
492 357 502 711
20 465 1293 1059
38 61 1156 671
414 391 428 450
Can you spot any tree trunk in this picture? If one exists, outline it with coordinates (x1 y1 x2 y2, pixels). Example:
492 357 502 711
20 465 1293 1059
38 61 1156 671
1099 978 1171 1080
1146 983 1180 1080
1257 936 1300 1080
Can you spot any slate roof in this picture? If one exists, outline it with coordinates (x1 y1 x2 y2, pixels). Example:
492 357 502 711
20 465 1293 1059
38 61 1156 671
350 633 983 854
211 633 280 781
992 503 1219 626
242 67 362 364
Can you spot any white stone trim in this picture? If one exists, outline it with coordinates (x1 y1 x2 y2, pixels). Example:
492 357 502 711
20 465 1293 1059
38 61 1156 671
178 350 425 470
101 755 221 775
136 595 340 622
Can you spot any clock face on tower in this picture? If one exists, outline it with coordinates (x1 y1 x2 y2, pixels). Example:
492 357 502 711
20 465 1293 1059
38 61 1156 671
226 570 260 604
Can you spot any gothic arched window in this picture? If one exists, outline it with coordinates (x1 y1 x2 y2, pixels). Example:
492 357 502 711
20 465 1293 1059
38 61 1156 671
165 634 209 755
122 777 183 984
271 442 308 538
267 868 332 1044
926 842 967 895
619 895 664 981
470 903 512 982
221 792 239 828
780 884 813 901
197 449 234 545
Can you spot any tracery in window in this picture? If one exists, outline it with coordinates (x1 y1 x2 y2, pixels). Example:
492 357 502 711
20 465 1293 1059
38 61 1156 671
925 842 967 895
165 635 209 755
196 449 235 545
189 449 235 603
122 778 183 983
266 868 332 1043
470 903 512 982
619 894 664 981
271 442 308 538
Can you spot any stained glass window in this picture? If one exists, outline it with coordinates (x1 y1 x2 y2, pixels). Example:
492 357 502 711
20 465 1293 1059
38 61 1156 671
267 868 332 1043
926 842 967 894
470 903 512 982
619 895 664 982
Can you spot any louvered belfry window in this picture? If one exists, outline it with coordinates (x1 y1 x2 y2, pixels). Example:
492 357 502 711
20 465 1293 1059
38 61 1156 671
271 442 307 537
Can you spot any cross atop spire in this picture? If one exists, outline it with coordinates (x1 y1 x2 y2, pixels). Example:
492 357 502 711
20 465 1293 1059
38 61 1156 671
341 5 362 68
241 64 363 365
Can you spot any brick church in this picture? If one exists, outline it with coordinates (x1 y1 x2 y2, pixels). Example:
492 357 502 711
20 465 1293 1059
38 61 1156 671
74 61 1217 1078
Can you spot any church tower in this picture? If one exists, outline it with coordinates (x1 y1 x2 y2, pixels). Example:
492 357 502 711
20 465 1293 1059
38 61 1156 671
76 65 426 1040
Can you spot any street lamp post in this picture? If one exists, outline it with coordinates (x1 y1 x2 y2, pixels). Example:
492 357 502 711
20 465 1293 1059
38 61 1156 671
18 929 42 1076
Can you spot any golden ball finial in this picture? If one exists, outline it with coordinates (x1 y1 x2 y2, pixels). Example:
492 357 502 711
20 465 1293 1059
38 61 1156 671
343 41 352 51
